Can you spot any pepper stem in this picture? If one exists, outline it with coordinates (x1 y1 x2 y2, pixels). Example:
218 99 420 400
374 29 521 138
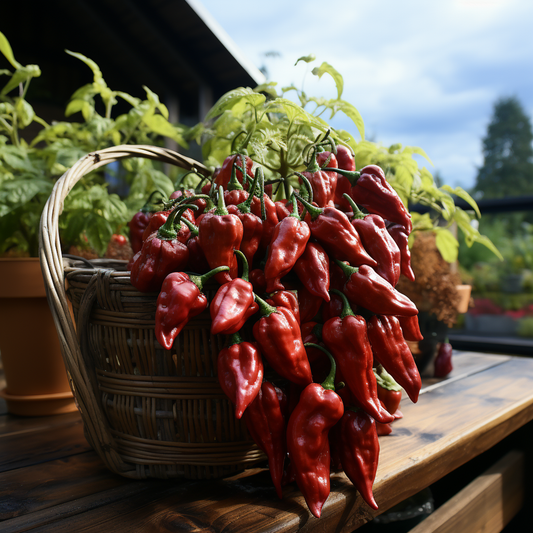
227 155 245 191
343 194 365 219
187 266 230 291
237 166 261 214
330 288 355 318
258 167 266 221
334 167 361 184
227 331 243 347
334 258 359 279
157 203 198 240
289 193 301 219
181 217 199 237
374 365 402 392
234 249 250 281
304 343 337 391
294 193 323 220
141 190 166 213
215 186 229 216
253 293 278 318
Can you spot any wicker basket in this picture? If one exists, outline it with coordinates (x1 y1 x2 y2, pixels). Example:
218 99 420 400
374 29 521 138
39 145 265 479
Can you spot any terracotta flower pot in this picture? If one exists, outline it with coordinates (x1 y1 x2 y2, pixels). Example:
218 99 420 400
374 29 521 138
0 257 77 416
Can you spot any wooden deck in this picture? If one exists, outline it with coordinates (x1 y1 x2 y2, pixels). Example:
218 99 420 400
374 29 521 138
1 351 532 532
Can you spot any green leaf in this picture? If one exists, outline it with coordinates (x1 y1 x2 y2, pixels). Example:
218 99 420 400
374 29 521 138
328 100 364 140
1 65 41 96
143 86 169 119
14 98 34 128
295 54 316 65
142 114 187 147
0 178 53 217
205 88 265 120
0 31 22 69
440 184 481 218
254 81 279 99
311 62 343 99
66 50 104 85
434 227 459 263
115 91 141 108
85 213 113 256
0 69 12 76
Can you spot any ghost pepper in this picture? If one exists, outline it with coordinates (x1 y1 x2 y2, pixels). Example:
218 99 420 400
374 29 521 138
387 223 416 282
128 190 166 254
298 149 338 208
333 145 356 211
293 241 331 302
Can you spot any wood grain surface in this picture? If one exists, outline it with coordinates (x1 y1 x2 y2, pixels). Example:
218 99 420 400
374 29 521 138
0 352 532 532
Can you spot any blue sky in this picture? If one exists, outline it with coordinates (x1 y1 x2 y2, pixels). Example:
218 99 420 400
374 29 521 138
197 0 533 191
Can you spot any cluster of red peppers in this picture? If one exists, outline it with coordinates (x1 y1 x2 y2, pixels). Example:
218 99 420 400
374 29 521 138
126 141 424 518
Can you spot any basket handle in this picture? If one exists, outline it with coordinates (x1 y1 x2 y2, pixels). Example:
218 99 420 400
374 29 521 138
38 145 210 474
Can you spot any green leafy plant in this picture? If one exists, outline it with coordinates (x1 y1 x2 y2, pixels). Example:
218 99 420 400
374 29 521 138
0 31 188 257
189 56 500 264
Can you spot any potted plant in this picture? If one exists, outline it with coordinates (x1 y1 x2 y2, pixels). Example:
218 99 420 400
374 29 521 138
0 32 189 414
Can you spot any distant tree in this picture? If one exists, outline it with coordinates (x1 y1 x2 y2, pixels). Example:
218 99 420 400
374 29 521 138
474 96 533 198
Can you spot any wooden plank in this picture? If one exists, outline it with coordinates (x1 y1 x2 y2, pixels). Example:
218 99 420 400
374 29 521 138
408 450 524 533
0 411 82 439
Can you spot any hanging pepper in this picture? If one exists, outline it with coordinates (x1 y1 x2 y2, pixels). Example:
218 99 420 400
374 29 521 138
266 289 300 324
293 241 331 302
398 315 424 342
334 259 419 317
226 168 264 267
214 153 254 190
295 194 377 268
298 149 339 208
344 195 401 287
243 381 287 498
263 195 310 293
333 145 356 211
155 266 229 350
374 365 403 418
210 250 259 335
217 331 264 419
286 344 344 518
130 204 196 293
198 187 243 284
434 340 453 378
335 164 412 234
252 294 312 387
387 223 416 282
128 190 166 254
367 315 422 403
322 290 394 424
335 407 380 510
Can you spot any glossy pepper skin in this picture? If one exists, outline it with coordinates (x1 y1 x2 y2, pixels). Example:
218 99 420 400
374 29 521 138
367 315 422 403
335 408 380 510
336 164 412 234
387 223 416 282
434 341 453 377
244 381 287 498
199 187 243 285
398 315 424 342
252 295 313 387
335 260 418 317
155 266 229 350
293 241 331 302
214 153 254 190
217 332 264 419
299 150 339 208
130 205 195 293
297 284 323 323
286 344 344 518
296 194 377 269
266 289 300 324
128 191 167 252
210 250 258 335
374 365 403 417
264 197 310 293
322 290 394 424
250 168 280 255
345 195 401 287
334 145 356 211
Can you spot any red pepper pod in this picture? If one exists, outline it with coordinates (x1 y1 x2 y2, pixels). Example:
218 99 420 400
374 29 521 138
336 260 419 317
155 266 229 350
293 241 331 302
199 187 244 284
252 295 313 387
266 289 300 324
264 198 311 293
286 345 344 518
299 151 338 208
334 145 356 211
367 315 422 403
128 190 167 253
374 365 403 415
434 340 453 378
321 290 394 424
215 153 254 190
387 223 416 282
297 284 323 323
210 250 258 335
398 315 424 342
217 332 264 419
336 408 380 510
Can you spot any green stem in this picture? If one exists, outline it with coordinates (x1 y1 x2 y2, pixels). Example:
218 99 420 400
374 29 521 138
334 167 361 184
214 186 229 216
157 203 198 240
334 258 359 279
373 365 402 392
343 194 365 219
254 293 277 318
294 193 323 220
227 155 245 191
227 331 243 347
330 289 355 318
237 166 261 214
304 343 337 391
188 265 230 291
234 249 249 281
142 190 166 213
181 217 199 237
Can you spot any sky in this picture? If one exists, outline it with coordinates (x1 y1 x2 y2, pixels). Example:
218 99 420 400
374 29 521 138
197 0 533 191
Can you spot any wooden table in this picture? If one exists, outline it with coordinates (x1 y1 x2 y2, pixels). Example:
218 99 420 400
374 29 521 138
1 351 532 532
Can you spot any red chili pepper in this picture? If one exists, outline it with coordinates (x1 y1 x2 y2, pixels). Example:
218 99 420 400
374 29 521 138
243 381 287 498
214 153 254 190
180 218 210 273
293 241 331 302
155 266 229 350
249 268 267 293
295 194 377 269
252 294 312 387
345 195 401 287
367 315 422 403
263 196 310 293
299 150 338 208
170 187 208 217
130 204 196 293
335 164 412 234
334 145 356 211
128 191 166 254
217 331 264 419
286 344 344 518
198 187 243 284
210 250 259 335
322 290 394 424
321 291 344 321
297 284 323 323
398 315 424 342
250 169 280 256
434 340 453 378
335 407 380 510
335 259 418 317
374 365 403 416
387 223 416 282
266 289 300 324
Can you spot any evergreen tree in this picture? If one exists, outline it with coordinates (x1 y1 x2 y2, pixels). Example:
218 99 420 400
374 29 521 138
474 96 533 198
